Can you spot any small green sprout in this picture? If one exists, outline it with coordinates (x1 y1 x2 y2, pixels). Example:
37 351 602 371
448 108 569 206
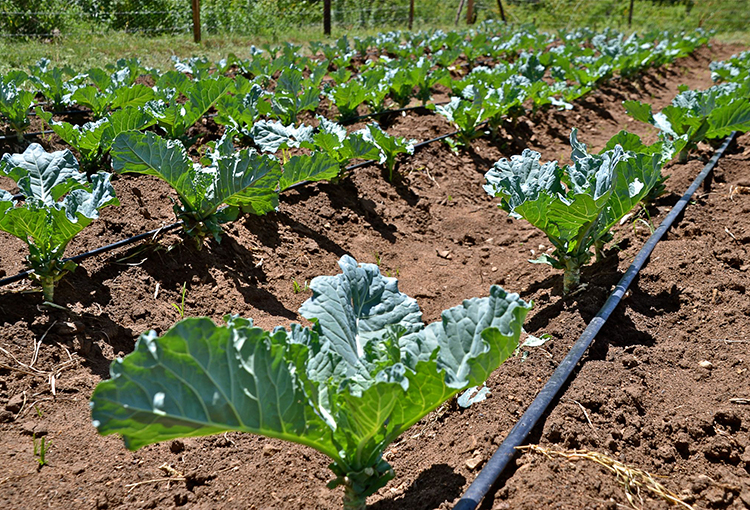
292 279 309 294
171 282 187 317
33 434 50 468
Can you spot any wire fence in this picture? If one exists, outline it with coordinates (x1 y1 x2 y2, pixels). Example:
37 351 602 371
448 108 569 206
0 0 748 40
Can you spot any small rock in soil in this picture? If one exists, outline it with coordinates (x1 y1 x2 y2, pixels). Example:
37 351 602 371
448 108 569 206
687 416 713 439
20 421 48 437
170 439 185 454
699 360 714 369
184 469 216 490
53 321 85 335
0 410 14 423
263 444 282 456
739 489 750 508
465 452 484 470
5 393 24 413
703 436 738 463
704 486 733 506
690 475 712 494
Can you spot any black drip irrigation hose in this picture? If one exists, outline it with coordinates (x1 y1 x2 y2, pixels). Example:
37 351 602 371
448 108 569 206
344 100 450 125
29 109 90 117
453 131 737 510
0 130 55 141
0 121 471 287
0 221 182 287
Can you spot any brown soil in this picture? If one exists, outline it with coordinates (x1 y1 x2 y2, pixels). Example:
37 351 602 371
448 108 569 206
1 42 749 510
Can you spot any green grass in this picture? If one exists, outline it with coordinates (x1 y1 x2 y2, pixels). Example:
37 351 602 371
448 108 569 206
0 0 748 74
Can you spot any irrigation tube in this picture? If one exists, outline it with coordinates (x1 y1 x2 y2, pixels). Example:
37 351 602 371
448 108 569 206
0 123 471 286
453 131 737 510
0 130 54 141
0 221 182 287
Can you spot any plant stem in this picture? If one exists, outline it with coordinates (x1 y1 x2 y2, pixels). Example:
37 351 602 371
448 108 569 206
342 484 367 510
562 259 580 294
41 277 55 302
678 148 689 164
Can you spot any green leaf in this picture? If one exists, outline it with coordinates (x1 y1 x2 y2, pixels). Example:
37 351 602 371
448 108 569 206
91 318 336 454
279 153 340 190
148 77 233 140
707 99 750 138
0 146 118 300
0 144 86 204
623 100 654 124
485 129 665 291
109 84 155 110
250 120 315 153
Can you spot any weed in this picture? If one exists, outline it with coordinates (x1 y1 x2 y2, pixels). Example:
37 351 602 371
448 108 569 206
171 282 187 317
292 279 309 294
33 434 50 468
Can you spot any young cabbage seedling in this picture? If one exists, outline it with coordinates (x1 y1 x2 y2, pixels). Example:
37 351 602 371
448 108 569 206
485 129 664 293
0 145 119 302
91 255 530 510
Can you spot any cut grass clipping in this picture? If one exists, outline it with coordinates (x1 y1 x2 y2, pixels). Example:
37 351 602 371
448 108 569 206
517 445 694 510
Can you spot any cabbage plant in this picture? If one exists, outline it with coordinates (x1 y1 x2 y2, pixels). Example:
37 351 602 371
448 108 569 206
0 75 34 143
111 131 281 247
624 83 750 162
0 145 119 301
90 255 530 510
485 129 664 293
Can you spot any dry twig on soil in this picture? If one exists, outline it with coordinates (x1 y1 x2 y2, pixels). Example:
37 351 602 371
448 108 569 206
517 444 694 510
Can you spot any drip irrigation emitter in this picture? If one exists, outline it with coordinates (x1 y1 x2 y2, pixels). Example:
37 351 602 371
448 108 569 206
453 132 737 510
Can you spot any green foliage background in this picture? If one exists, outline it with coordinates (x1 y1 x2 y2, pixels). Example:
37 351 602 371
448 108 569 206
0 0 748 38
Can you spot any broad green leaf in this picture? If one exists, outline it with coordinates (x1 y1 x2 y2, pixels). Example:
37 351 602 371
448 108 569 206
707 99 750 138
250 120 315 153
0 144 86 204
485 129 665 291
109 84 155 110
0 146 118 300
279 153 340 190
91 318 336 454
484 148 565 211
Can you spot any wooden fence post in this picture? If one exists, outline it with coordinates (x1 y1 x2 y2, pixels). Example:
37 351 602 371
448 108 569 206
455 0 465 26
324 0 331 35
409 0 415 30
628 0 634 27
191 0 201 43
497 0 506 22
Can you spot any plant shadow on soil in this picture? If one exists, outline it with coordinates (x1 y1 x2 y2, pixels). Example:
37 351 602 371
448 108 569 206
283 179 402 243
370 463 466 510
